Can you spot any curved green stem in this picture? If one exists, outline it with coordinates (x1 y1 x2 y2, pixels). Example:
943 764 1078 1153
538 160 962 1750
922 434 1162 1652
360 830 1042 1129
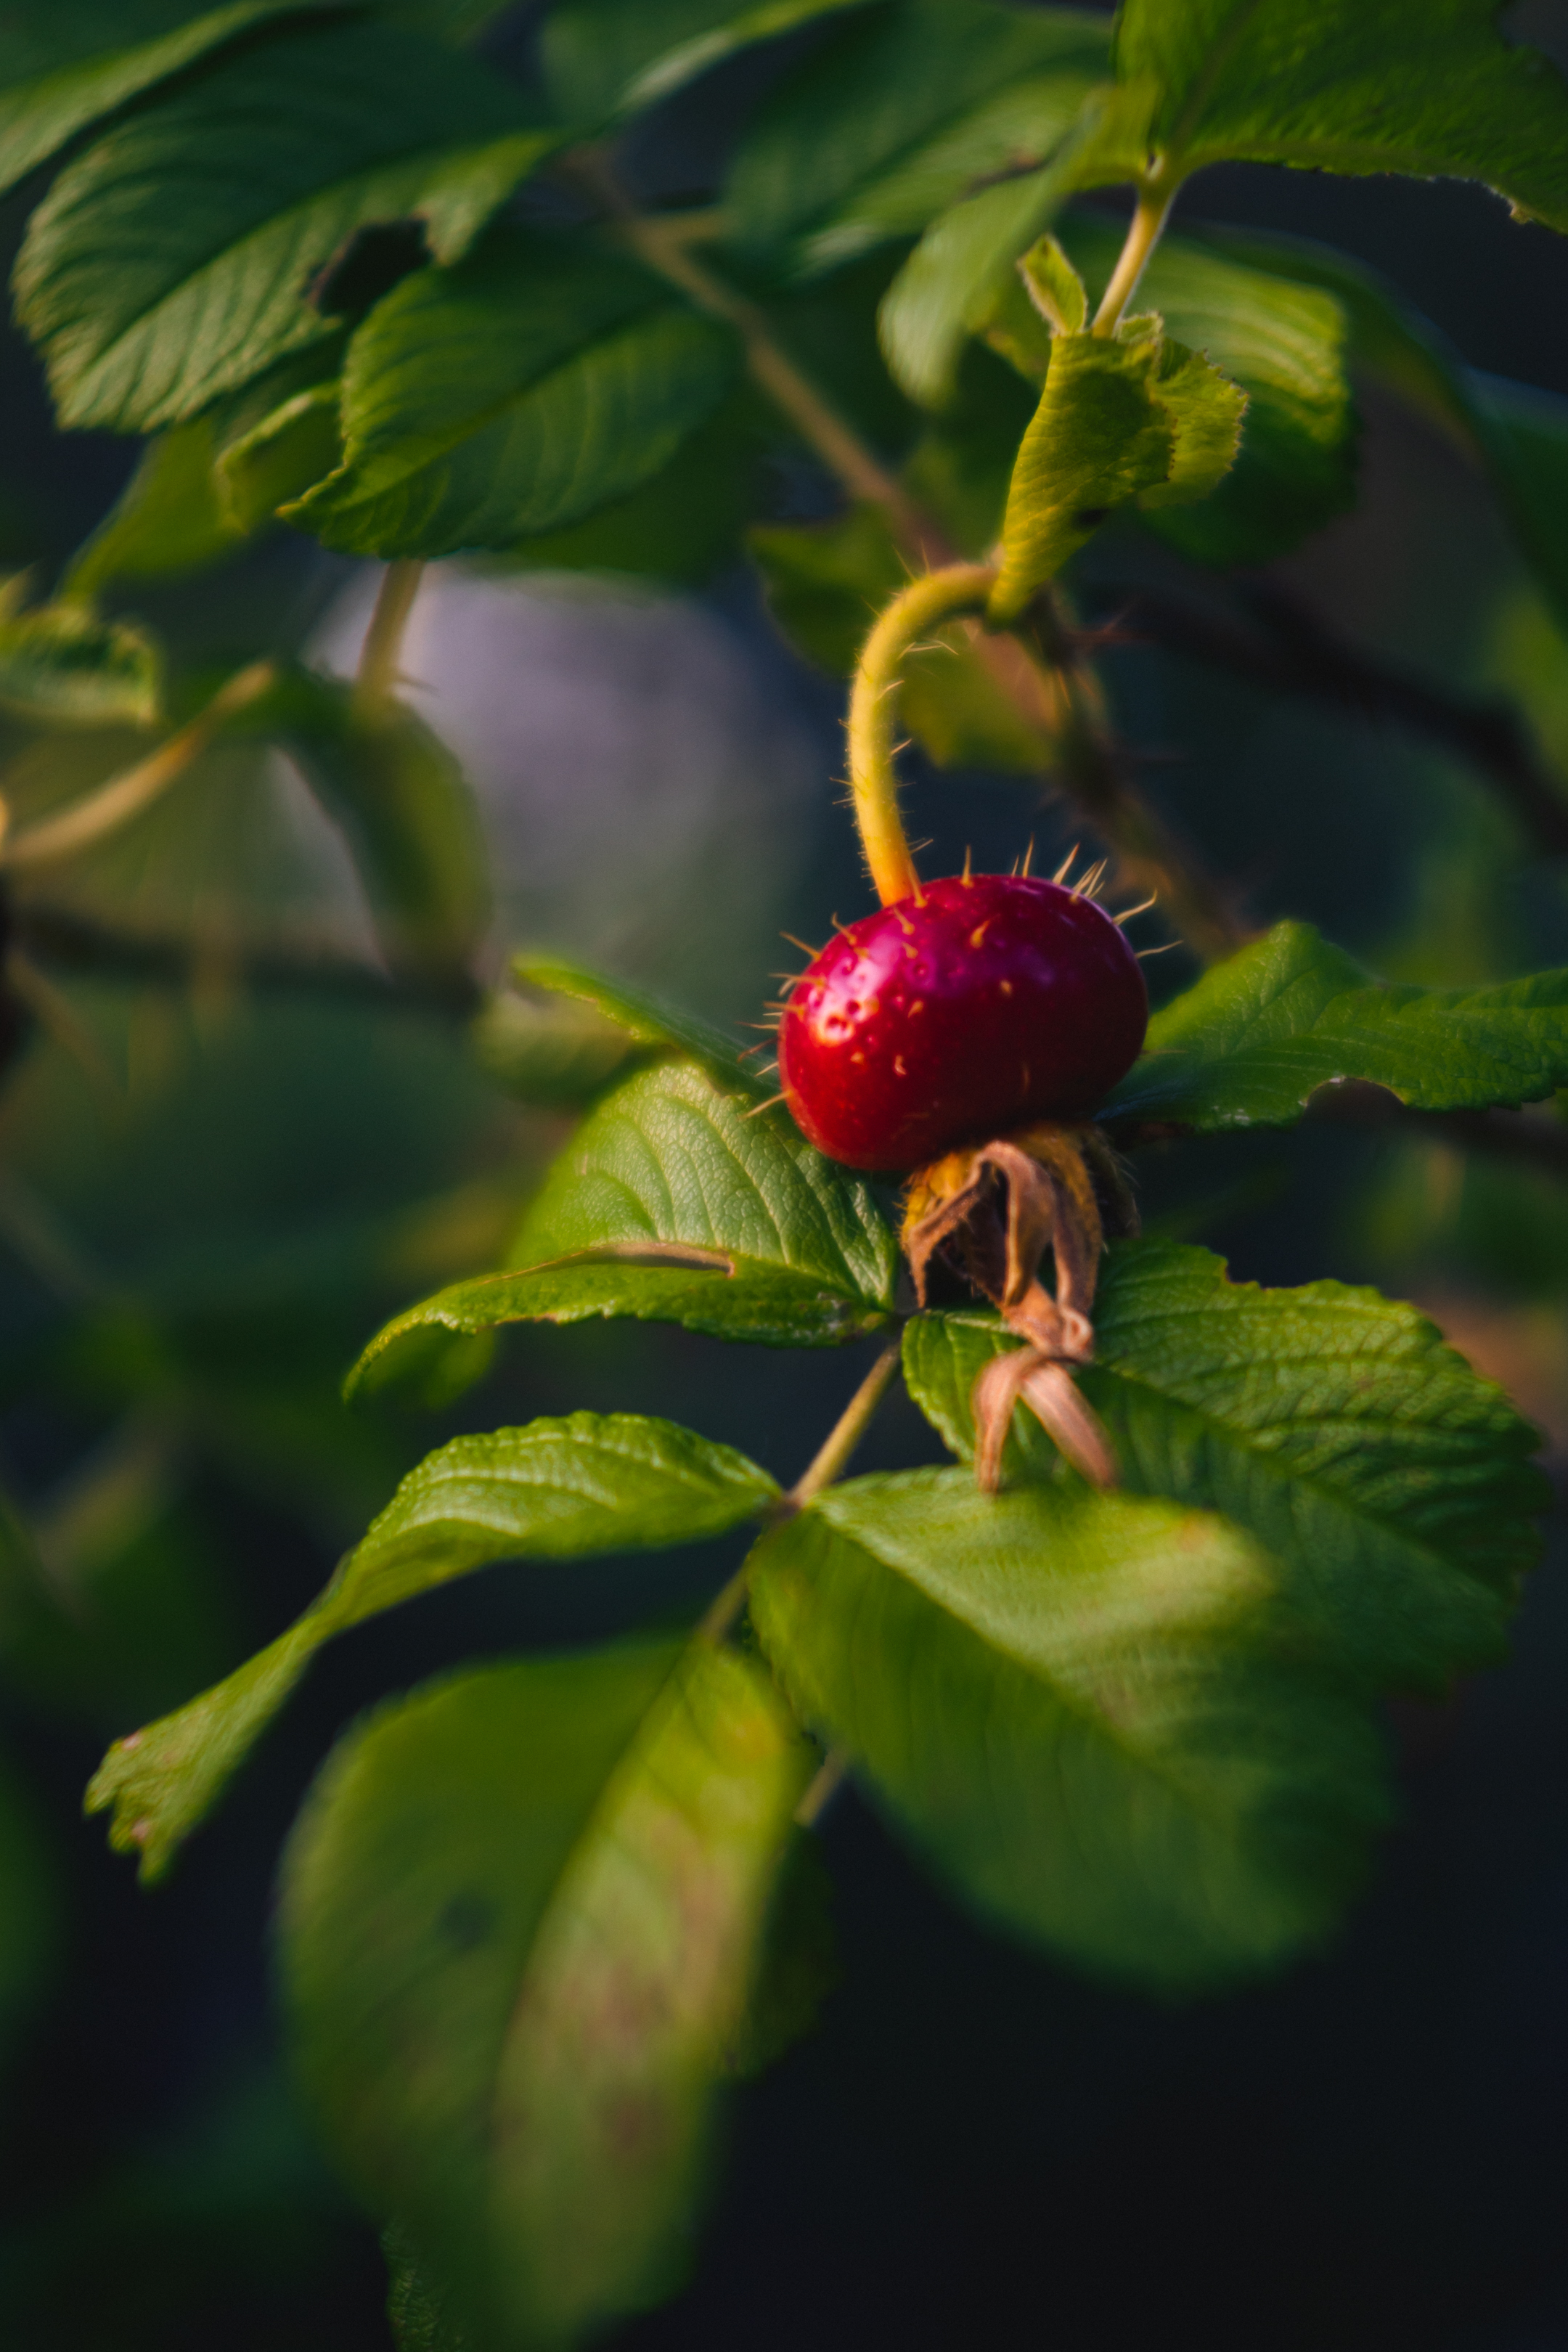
1091 181 1177 337
849 564 997 905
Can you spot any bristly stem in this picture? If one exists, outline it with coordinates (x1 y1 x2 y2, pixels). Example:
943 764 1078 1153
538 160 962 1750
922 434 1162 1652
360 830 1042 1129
850 565 997 905
1091 180 1177 336
354 559 424 712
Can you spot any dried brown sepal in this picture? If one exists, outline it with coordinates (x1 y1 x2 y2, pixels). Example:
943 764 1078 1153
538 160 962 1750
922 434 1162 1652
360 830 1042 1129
902 1122 1130 1493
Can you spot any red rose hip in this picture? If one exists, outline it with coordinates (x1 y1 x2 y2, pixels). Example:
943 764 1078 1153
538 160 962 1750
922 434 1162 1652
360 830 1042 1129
777 872 1148 1170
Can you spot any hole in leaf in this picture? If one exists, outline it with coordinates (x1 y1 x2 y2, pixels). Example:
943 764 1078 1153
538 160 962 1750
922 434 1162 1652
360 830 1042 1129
308 219 430 319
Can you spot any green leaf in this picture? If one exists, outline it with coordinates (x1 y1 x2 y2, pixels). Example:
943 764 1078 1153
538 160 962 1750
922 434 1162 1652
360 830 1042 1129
989 320 1244 622
1191 223 1568 622
385 2224 470 2352
351 1056 901 1379
0 0 352 202
216 381 343 532
0 592 163 726
980 219 1356 565
904 1237 1544 1691
277 668 490 997
540 0 871 128
878 161 1075 409
279 1636 811 2345
876 81 1156 404
1079 221 1354 563
287 231 740 558
724 0 1109 269
470 989 649 1111
63 420 245 599
508 952 756 1093
749 503 1048 769
500 392 761 589
1103 920 1568 1133
749 1469 1389 1991
14 20 552 433
86 1412 777 1880
1114 0 1568 228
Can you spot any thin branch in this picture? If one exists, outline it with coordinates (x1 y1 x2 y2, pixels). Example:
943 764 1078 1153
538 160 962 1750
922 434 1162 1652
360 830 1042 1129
2 661 277 873
850 565 997 902
786 1341 903 1509
1116 573 1568 861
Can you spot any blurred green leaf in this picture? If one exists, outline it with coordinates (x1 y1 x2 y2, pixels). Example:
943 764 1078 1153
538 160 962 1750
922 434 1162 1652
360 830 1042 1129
280 1636 810 2345
0 0 351 200
216 383 343 534
990 320 1243 622
750 1469 1389 1991
289 231 740 558
541 0 871 127
750 502 1048 767
1174 224 1568 616
725 0 1108 269
0 592 162 725
87 1411 777 1879
904 1237 1543 1690
1114 0 1568 226
277 669 490 997
470 989 648 1110
64 420 244 599
385 2224 470 2352
15 20 551 433
1104 921 1568 1132
510 951 764 1093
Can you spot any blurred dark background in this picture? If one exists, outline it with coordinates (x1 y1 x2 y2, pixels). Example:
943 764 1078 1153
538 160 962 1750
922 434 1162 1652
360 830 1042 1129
2 4 1567 2345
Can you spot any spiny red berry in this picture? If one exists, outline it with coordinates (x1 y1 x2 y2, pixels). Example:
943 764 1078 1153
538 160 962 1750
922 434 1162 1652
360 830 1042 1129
777 873 1148 1170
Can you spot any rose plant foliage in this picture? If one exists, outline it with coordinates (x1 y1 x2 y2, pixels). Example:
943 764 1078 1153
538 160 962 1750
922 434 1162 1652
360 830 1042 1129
3 0 1568 2341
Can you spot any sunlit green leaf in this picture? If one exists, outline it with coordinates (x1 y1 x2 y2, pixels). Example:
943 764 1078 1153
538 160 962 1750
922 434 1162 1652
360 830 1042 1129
1114 0 1568 227
1103 921 1568 1132
989 321 1244 621
349 1055 900 1378
877 82 1155 404
511 1062 898 1310
15 20 551 433
287 231 740 558
541 0 870 127
750 1469 1389 1991
904 1238 1543 1690
86 1413 777 1880
280 1636 810 2345
0 0 351 201
0 592 163 726
1061 220 1355 564
725 0 1108 269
